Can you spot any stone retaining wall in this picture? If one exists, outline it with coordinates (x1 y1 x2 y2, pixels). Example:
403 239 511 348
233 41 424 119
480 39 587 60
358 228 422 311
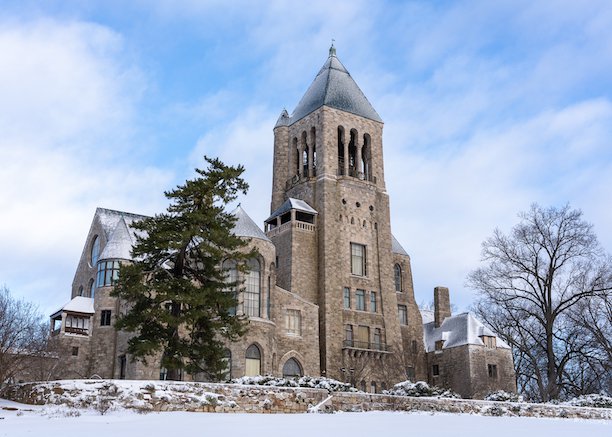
2 380 611 420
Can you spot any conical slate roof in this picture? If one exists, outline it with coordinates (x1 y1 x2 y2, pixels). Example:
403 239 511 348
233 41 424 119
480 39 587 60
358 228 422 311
391 234 408 256
231 205 271 242
99 216 134 261
289 47 382 124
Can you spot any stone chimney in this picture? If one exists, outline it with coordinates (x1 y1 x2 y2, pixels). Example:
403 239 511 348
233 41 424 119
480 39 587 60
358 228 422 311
434 286 451 327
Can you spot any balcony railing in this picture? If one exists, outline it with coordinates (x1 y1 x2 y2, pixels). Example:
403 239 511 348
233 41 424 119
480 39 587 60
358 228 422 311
342 340 389 352
65 326 89 336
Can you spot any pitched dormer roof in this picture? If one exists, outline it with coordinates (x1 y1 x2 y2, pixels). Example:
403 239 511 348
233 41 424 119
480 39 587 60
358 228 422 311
288 47 382 125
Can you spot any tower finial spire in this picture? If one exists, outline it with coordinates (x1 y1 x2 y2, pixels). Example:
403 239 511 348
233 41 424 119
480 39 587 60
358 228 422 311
329 39 336 57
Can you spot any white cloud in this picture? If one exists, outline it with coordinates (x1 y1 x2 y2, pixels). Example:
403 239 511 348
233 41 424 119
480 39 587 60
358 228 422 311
0 19 173 315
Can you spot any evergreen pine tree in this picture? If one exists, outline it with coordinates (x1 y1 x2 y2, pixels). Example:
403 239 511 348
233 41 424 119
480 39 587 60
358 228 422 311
112 156 253 381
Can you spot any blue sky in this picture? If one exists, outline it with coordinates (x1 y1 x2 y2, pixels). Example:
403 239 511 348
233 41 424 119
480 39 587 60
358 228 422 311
1 0 611 318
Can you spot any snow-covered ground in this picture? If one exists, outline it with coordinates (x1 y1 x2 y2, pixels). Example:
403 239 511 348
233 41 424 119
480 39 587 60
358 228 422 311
1 398 609 437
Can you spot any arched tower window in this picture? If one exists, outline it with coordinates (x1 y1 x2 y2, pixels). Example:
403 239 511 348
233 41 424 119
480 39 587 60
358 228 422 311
292 137 299 177
282 358 303 378
337 126 346 175
245 344 262 376
89 278 95 298
301 131 308 177
244 258 261 317
394 264 402 292
362 134 372 181
223 349 232 380
311 127 317 174
348 129 357 176
223 259 238 315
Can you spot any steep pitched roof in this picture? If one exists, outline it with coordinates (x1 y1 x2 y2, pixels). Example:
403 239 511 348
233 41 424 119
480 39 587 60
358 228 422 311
391 234 408 256
422 312 511 352
51 296 95 318
231 205 271 242
288 47 382 124
265 198 318 223
95 207 147 244
99 216 134 261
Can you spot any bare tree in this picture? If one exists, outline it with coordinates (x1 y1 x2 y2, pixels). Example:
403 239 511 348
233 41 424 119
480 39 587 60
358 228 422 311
468 204 612 401
0 286 47 386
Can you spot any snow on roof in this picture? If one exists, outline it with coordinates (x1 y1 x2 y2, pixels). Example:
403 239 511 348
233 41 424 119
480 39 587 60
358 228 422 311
421 309 434 324
266 198 318 223
231 205 271 242
287 49 382 125
422 312 511 352
391 234 408 256
51 296 95 317
95 207 147 244
99 216 134 261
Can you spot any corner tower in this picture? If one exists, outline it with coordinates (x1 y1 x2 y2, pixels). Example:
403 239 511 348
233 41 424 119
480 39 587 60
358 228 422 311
268 46 425 386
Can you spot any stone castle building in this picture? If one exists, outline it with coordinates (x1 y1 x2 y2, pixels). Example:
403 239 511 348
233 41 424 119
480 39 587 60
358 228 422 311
50 46 516 398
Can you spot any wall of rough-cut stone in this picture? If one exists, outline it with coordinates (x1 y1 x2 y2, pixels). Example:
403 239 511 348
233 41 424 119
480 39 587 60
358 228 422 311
3 381 611 420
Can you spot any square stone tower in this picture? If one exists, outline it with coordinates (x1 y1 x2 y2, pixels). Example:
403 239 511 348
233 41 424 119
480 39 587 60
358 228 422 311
268 45 425 386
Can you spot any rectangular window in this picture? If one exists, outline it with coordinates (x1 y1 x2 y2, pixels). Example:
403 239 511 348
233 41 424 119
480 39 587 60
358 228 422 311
411 340 418 354
357 325 370 348
398 305 408 325
370 291 377 313
435 340 444 351
343 287 351 309
350 243 366 276
71 346 79 356
356 289 366 311
100 310 112 326
65 315 90 335
488 364 498 378
119 355 127 379
285 309 301 336
373 328 382 349
96 260 121 287
244 268 261 318
406 366 415 380
345 325 353 346
432 364 440 376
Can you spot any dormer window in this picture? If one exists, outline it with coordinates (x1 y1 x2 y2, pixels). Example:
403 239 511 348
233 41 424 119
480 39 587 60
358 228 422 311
97 260 120 287
481 335 497 348
435 340 445 351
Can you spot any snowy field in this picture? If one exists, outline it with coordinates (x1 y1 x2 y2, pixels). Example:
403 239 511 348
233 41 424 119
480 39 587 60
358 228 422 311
1 398 610 437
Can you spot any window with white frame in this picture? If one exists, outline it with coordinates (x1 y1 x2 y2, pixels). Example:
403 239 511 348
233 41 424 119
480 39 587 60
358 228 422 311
350 243 366 276
285 309 301 336
65 314 90 335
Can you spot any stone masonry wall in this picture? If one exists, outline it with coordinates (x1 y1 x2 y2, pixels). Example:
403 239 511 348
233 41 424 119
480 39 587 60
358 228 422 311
3 381 611 420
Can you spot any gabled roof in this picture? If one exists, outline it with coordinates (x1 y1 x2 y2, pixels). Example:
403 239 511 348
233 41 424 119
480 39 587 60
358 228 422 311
99 216 134 261
391 234 408 256
287 47 382 125
51 296 95 318
231 205 271 242
265 198 318 223
422 312 511 352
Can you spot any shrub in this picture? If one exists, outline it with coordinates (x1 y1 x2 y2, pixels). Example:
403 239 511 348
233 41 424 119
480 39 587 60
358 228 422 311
484 390 523 403
382 380 460 398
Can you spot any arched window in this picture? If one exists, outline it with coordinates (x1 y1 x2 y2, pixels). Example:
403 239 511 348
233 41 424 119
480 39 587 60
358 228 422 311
245 258 261 317
311 127 317 172
293 138 299 176
78 286 84 297
245 344 261 376
362 134 371 181
222 259 238 315
90 235 100 266
348 129 357 175
394 264 402 292
89 278 95 298
337 126 345 174
282 358 303 378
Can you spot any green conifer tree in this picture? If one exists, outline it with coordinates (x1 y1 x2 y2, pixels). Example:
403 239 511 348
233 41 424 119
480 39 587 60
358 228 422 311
112 156 253 381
